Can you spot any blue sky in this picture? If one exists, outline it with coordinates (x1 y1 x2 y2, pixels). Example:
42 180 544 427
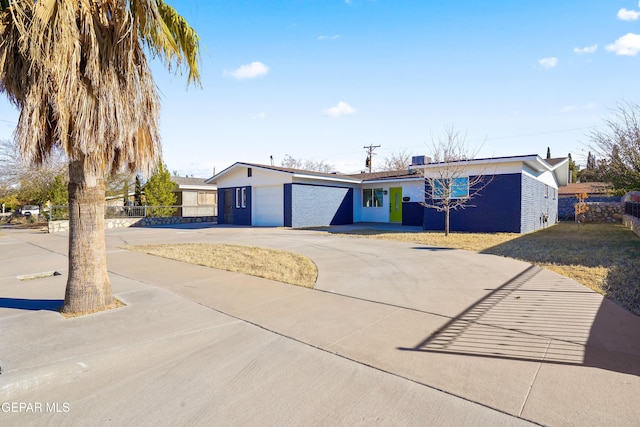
2 0 640 176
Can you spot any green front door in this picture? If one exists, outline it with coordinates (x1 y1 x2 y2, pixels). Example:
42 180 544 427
389 187 402 223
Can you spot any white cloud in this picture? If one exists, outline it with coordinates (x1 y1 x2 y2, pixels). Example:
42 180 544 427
538 57 558 69
606 33 640 55
617 8 640 21
317 34 341 41
323 101 356 117
252 112 267 120
561 102 596 113
573 44 598 54
224 61 269 80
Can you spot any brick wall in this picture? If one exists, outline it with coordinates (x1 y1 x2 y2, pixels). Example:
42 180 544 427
286 184 353 227
49 216 216 233
558 196 621 220
520 174 558 234
579 202 623 223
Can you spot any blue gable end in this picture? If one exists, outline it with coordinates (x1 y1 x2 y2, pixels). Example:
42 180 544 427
423 173 522 233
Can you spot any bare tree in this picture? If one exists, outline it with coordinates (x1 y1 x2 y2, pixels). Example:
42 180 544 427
0 138 67 205
379 150 413 171
281 154 334 173
420 128 492 236
590 101 640 191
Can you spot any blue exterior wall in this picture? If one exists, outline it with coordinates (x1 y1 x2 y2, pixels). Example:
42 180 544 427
284 184 293 227
520 175 557 233
423 174 522 233
217 186 252 225
402 202 423 226
285 183 353 227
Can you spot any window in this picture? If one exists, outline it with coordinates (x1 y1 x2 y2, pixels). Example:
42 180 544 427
241 187 247 208
247 167 252 177
363 188 384 207
545 185 549 198
432 177 469 199
197 191 217 206
235 188 241 208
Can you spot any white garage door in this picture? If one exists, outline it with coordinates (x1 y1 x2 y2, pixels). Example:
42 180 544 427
253 186 284 226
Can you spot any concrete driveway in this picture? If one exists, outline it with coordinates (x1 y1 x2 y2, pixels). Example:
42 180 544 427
1 224 639 426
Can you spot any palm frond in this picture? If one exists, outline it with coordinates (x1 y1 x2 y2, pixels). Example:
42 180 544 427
131 0 201 86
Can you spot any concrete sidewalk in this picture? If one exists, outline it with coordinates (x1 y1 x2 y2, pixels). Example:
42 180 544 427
1 225 639 426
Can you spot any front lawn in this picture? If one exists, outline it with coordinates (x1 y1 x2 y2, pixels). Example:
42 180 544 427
127 243 318 288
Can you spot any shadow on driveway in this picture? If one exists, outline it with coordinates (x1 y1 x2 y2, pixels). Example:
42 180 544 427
398 265 640 377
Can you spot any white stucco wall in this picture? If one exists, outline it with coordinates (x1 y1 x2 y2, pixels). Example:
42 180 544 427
522 166 559 189
216 165 293 189
355 180 423 223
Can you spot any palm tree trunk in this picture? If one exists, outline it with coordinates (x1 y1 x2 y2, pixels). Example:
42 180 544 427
61 157 112 314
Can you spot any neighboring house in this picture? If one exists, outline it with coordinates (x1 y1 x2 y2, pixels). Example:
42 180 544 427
557 182 618 220
172 177 218 217
558 182 612 198
208 154 569 233
105 192 135 207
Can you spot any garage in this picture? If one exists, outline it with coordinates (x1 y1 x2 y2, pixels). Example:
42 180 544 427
253 185 284 226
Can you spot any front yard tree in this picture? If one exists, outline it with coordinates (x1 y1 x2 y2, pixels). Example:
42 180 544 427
420 127 492 236
590 102 640 191
144 162 177 217
380 150 413 171
281 154 334 173
0 0 200 315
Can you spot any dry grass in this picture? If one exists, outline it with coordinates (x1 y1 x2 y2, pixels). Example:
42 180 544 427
127 243 318 288
328 222 640 315
60 298 126 318
327 228 521 252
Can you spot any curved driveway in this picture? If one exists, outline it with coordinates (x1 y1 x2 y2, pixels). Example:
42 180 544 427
2 224 639 426
110 224 640 425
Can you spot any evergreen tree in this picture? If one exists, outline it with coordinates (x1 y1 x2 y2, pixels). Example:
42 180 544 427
546 147 551 159
48 176 68 206
123 180 130 206
134 175 143 206
144 162 177 217
568 153 578 183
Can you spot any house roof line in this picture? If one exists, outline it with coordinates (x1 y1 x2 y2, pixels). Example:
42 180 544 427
208 162 363 184
208 155 569 186
413 154 569 173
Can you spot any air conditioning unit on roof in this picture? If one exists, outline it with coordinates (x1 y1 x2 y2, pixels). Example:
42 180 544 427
412 155 426 166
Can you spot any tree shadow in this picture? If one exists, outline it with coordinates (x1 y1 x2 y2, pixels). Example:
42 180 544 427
142 222 217 230
0 298 63 312
397 265 640 377
410 246 454 251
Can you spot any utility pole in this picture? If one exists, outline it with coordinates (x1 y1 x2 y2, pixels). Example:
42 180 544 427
363 144 381 173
